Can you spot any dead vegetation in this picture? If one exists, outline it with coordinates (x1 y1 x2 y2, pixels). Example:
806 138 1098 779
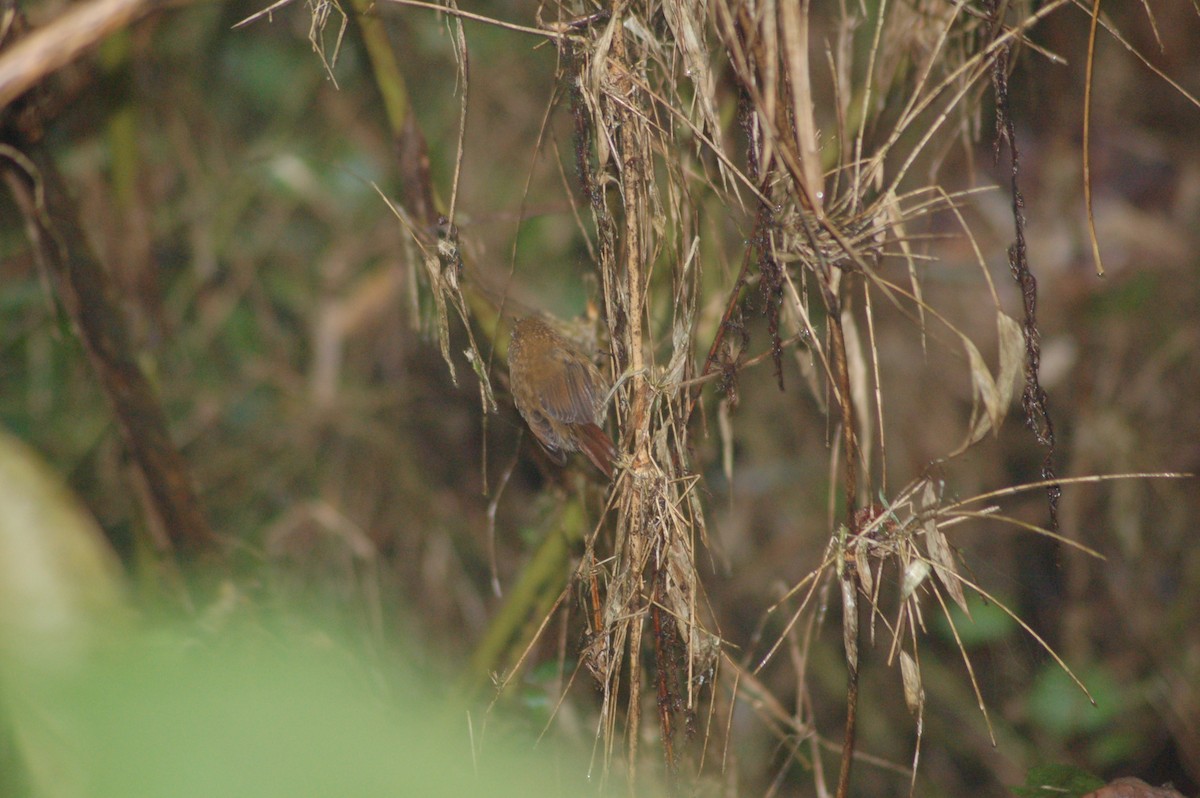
2 0 1199 794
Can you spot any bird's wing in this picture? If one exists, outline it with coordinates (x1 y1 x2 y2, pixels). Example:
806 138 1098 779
540 349 604 425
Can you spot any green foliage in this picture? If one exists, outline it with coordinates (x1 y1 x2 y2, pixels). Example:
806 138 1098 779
0 429 129 674
1085 272 1157 320
1010 763 1105 797
0 428 618 796
934 594 1017 648
1027 663 1121 737
36 625 596 798
1027 663 1136 767
3 0 1198 793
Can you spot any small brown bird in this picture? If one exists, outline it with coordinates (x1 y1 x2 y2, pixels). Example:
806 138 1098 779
508 317 617 478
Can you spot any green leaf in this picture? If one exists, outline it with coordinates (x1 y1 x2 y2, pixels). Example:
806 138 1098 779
934 594 1017 648
1027 663 1122 738
0 428 128 675
1011 762 1105 797
0 428 131 796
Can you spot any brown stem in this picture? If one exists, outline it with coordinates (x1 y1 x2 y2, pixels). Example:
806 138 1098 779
819 265 860 798
627 608 644 789
835 589 860 798
821 280 858 520
685 240 754 424
652 586 676 775
1 146 217 559
985 0 1060 534
348 0 438 235
0 0 161 109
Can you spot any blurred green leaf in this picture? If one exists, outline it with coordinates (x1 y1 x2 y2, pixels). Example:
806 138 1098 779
1088 728 1142 769
934 594 1017 648
1086 272 1156 319
1027 663 1122 738
15 617 625 798
0 428 131 796
1011 762 1104 797
0 428 128 674
218 35 319 121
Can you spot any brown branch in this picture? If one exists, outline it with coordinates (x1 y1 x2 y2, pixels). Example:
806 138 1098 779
836 594 860 798
823 286 858 521
2 153 217 557
346 0 438 235
685 243 753 422
985 0 1060 534
2 63 217 559
652 581 677 775
685 170 786 425
821 275 861 798
0 0 161 110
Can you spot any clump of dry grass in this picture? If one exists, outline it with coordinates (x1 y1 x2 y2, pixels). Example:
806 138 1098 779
5 0 1197 792
528 0 1063 792
342 0 1191 793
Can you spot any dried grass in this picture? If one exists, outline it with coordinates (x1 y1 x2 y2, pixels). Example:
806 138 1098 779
364 0 1194 792
4 0 1198 792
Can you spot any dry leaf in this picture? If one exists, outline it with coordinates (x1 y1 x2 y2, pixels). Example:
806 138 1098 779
954 312 1023 455
962 334 999 446
841 576 858 671
899 650 924 715
842 308 872 471
917 482 968 614
855 538 873 598
996 311 1024 411
902 559 931 601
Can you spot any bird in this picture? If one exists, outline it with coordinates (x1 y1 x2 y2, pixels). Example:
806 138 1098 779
507 317 617 478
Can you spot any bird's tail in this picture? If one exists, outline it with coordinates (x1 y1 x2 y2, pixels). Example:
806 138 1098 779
576 423 617 479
